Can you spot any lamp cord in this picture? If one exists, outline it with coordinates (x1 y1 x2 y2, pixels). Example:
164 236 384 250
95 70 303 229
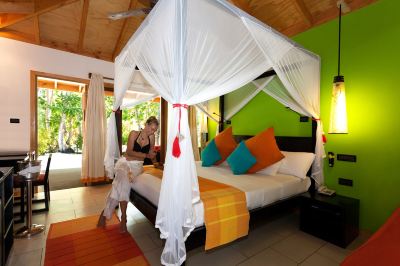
338 4 342 77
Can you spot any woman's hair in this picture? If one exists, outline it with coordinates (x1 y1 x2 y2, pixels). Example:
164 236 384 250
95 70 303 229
146 116 159 126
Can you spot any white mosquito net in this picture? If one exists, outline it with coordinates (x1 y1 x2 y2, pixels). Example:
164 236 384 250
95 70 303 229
105 0 324 265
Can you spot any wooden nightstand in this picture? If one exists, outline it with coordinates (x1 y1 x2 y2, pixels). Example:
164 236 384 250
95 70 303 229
299 192 359 248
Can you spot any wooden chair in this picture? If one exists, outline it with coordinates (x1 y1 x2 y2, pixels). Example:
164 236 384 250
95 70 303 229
14 154 52 223
32 153 52 211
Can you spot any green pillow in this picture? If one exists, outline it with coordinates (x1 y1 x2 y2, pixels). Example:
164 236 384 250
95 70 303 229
201 139 222 167
227 141 257 175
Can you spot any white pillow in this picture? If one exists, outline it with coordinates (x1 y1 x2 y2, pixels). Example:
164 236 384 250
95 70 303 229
257 160 283 176
219 161 230 168
278 151 315 179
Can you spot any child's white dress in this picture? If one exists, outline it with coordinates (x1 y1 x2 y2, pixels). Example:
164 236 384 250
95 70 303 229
103 157 144 219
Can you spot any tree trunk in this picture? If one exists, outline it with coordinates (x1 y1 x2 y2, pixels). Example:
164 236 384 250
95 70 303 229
45 89 53 129
58 114 66 152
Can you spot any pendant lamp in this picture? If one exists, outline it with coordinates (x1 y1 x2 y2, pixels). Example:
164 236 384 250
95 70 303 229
329 1 349 134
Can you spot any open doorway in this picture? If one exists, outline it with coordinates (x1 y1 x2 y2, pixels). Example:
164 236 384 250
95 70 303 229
31 71 163 190
34 74 114 190
30 71 114 190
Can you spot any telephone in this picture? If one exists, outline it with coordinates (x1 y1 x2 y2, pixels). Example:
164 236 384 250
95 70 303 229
318 185 336 196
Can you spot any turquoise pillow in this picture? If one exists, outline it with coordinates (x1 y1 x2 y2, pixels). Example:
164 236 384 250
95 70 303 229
227 141 257 175
201 139 222 167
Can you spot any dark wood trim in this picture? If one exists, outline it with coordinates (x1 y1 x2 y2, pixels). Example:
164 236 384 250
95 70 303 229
160 98 168 164
30 71 38 153
115 108 123 155
218 95 224 132
255 69 276 80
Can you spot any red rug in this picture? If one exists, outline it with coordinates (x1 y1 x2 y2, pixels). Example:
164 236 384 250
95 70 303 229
45 215 150 266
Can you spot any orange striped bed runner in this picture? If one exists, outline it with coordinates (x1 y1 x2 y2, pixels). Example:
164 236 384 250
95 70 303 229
45 214 149 266
144 166 250 250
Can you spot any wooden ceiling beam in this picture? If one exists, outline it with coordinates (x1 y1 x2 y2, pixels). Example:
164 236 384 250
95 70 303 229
0 0 79 29
293 0 313 27
229 0 252 15
0 30 35 43
77 0 89 52
37 80 82 93
33 15 40 44
112 0 136 61
37 79 113 95
0 1 35 14
0 13 26 24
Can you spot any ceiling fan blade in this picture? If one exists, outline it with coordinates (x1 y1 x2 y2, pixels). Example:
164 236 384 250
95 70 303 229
108 8 152 20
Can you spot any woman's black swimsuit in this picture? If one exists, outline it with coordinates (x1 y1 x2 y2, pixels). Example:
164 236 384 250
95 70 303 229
133 131 152 165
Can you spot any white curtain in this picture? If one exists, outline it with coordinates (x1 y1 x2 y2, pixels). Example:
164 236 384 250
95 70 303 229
247 19 325 184
195 101 219 123
225 76 274 120
188 106 200 161
109 0 322 264
104 70 158 178
81 73 106 183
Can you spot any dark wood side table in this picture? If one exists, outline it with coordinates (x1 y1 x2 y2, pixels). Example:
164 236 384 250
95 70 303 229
299 192 359 248
14 161 45 238
0 167 14 266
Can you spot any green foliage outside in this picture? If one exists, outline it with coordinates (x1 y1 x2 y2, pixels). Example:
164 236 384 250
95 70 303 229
38 87 159 155
121 101 160 147
38 89 85 155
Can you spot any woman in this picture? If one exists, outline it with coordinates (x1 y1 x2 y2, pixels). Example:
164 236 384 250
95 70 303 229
97 116 159 232
125 116 158 165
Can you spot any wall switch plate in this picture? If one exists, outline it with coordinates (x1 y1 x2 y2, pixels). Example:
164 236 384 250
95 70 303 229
10 118 20 123
337 154 356 162
339 178 353 187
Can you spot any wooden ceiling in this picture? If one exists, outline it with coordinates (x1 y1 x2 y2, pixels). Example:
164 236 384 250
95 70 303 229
0 0 377 62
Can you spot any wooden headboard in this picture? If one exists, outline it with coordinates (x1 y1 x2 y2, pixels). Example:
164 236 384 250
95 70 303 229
233 135 315 153
233 120 317 192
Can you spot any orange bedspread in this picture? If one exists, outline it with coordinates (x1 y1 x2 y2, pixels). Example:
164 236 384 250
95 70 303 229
143 166 250 250
341 207 400 266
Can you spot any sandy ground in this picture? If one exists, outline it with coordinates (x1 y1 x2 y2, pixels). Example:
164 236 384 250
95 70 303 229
38 153 83 191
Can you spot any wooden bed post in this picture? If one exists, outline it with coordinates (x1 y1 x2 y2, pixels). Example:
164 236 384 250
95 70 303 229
115 108 122 155
160 98 168 164
219 95 225 132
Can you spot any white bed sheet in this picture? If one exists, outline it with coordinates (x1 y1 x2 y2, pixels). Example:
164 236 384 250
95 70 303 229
131 161 311 227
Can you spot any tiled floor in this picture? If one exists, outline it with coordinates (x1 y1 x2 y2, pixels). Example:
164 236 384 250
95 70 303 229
7 185 371 266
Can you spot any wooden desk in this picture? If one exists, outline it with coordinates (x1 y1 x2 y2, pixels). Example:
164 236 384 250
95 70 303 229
0 167 14 266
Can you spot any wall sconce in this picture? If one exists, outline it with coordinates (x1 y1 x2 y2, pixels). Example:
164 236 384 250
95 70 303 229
328 152 335 167
329 1 349 134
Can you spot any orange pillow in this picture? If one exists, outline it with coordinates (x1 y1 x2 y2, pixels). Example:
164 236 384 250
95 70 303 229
245 127 284 173
214 127 237 164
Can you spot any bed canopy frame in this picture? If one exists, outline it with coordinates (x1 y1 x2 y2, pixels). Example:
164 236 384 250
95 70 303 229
105 0 324 264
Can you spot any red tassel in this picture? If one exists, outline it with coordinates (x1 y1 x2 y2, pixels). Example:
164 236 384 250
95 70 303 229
322 134 327 144
172 136 181 158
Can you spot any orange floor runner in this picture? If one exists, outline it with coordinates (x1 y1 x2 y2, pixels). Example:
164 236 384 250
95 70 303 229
45 214 149 266
145 166 249 250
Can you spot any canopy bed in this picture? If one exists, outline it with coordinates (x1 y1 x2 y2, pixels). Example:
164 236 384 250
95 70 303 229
129 124 318 251
104 0 324 264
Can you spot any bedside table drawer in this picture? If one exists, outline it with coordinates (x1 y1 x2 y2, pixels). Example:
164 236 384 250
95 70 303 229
300 203 344 245
299 193 359 248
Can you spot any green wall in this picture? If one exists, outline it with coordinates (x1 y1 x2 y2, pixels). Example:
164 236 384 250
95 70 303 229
225 83 312 136
222 0 400 231
207 97 220 139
